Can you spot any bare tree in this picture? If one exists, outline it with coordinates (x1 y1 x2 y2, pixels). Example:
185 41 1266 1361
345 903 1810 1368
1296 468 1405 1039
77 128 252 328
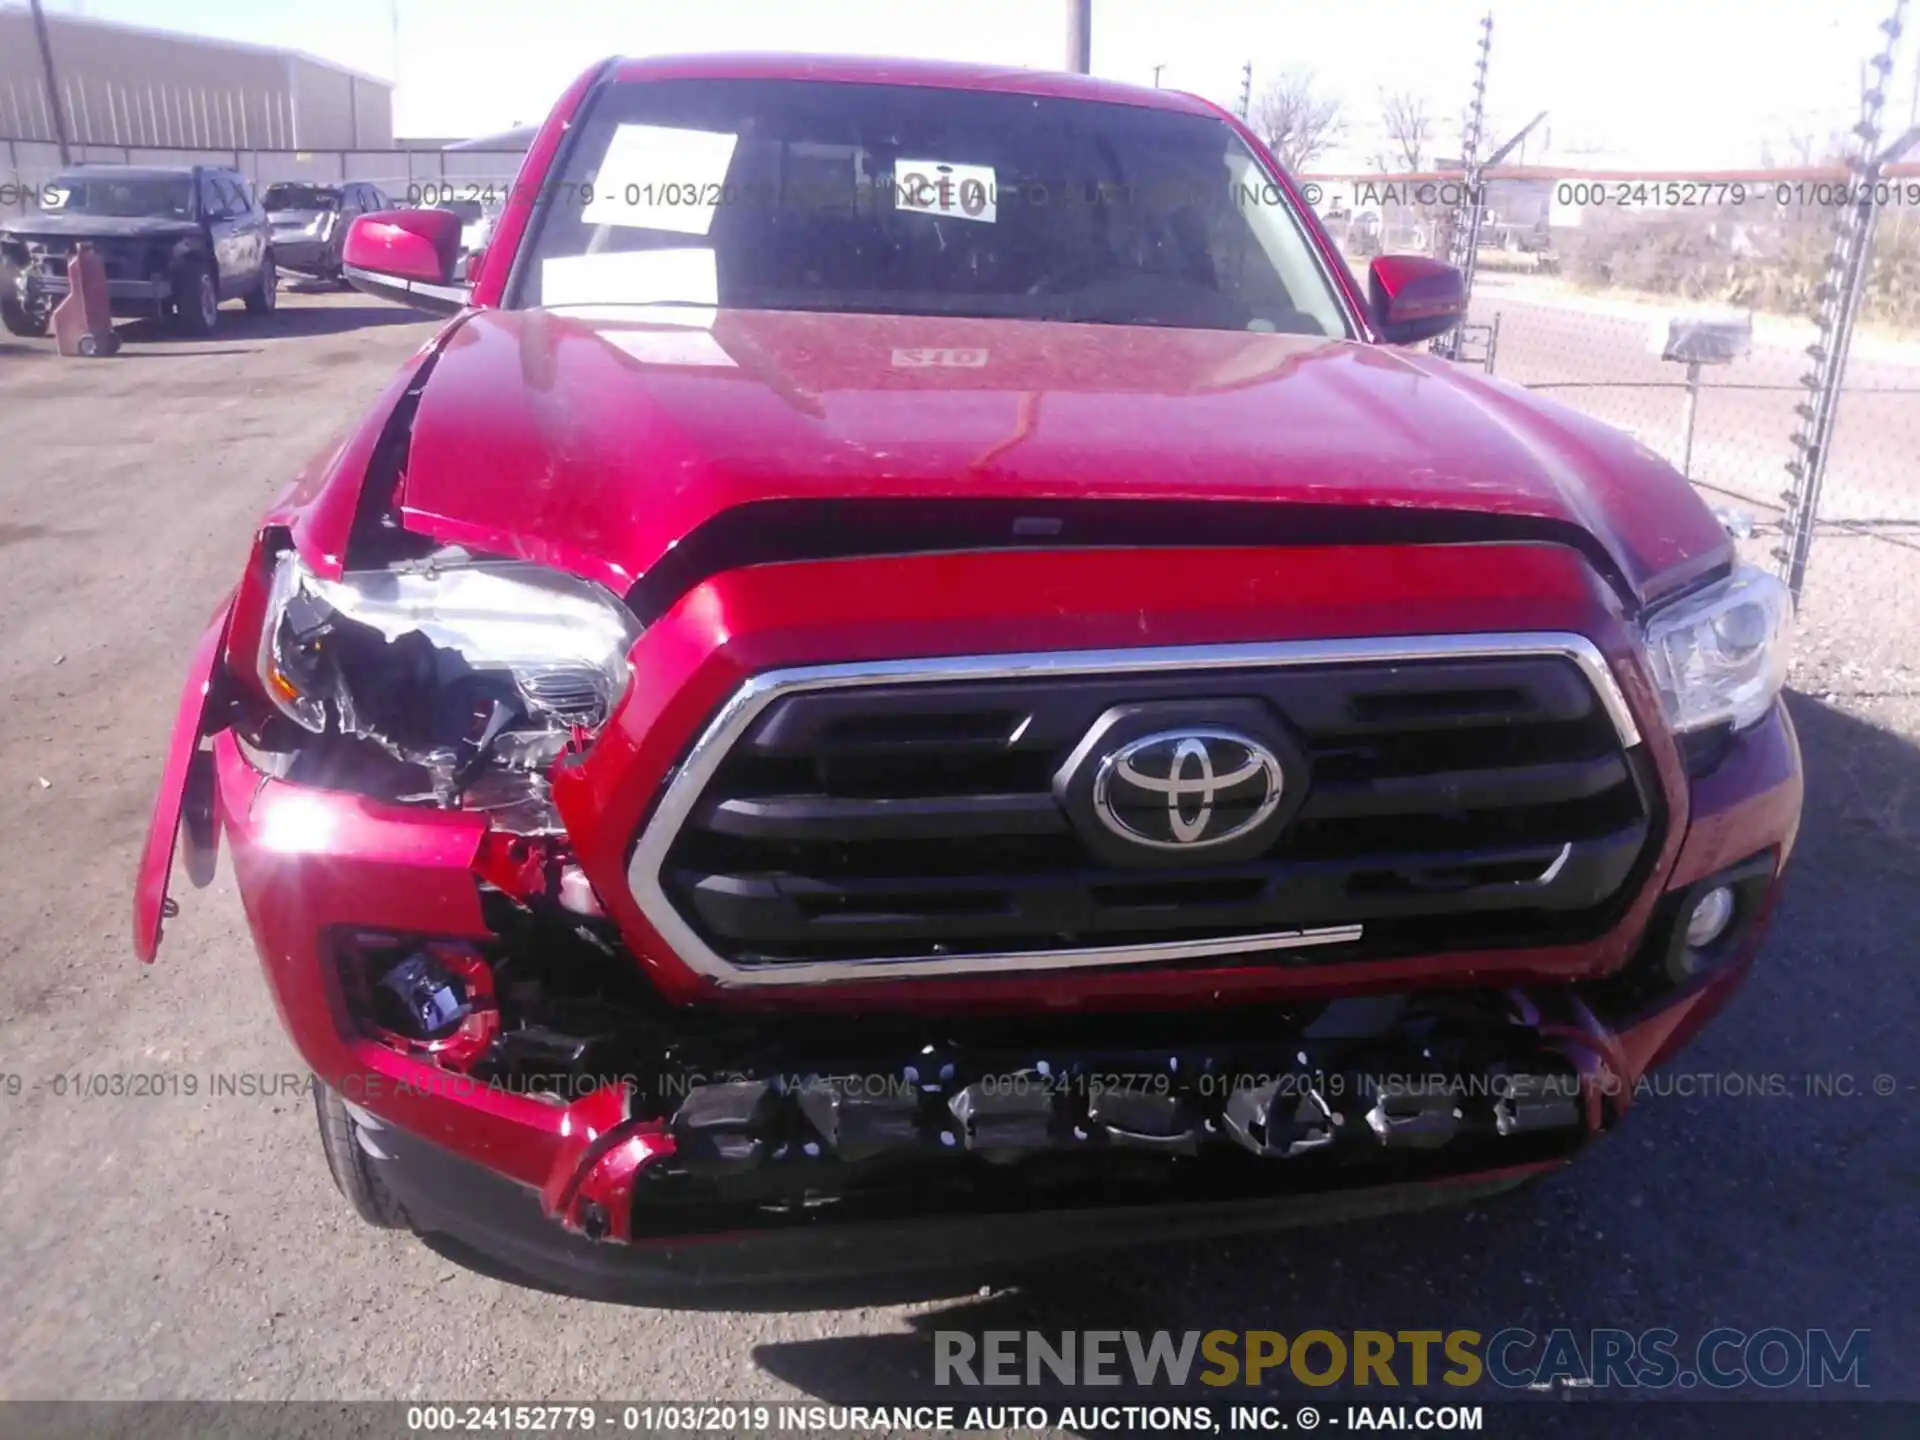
1252 71 1344 174
1375 90 1434 173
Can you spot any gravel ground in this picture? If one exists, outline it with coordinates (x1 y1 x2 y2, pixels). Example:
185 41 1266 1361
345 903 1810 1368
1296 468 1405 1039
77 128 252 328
0 289 1915 1431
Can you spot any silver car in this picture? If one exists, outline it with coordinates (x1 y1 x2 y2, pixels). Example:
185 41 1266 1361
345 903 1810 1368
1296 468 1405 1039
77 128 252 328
263 181 391 284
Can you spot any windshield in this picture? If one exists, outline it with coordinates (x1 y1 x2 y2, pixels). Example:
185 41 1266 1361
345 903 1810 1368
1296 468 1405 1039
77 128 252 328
263 184 340 212
44 175 193 220
512 78 1352 336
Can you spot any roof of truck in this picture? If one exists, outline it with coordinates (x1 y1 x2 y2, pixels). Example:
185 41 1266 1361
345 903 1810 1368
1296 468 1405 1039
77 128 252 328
608 52 1223 118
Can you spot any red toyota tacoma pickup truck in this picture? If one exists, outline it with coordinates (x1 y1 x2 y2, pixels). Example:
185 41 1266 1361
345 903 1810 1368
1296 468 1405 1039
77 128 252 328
135 55 1801 1294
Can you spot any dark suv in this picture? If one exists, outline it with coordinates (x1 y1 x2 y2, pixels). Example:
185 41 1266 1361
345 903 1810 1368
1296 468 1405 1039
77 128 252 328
0 163 275 337
264 181 390 284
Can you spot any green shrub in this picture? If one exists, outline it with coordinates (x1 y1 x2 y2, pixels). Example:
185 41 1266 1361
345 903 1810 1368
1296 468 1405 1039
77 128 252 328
1562 205 1920 329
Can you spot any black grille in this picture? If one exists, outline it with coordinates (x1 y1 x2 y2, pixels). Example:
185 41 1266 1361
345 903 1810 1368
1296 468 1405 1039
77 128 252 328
655 654 1656 969
18 236 153 281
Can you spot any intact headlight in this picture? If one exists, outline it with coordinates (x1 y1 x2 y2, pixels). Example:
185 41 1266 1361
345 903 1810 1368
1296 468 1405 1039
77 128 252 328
257 549 640 744
1641 563 1792 734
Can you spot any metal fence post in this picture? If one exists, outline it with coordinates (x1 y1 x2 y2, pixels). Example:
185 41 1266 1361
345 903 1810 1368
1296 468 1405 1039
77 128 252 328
1680 359 1703 478
1435 13 1493 362
1777 0 1909 601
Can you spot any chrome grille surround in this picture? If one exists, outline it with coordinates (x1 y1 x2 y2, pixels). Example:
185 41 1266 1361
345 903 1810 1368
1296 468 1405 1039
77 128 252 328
625 633 1644 988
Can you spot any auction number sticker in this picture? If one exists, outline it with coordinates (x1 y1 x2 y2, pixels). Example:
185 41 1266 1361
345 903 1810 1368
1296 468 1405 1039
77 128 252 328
894 158 998 223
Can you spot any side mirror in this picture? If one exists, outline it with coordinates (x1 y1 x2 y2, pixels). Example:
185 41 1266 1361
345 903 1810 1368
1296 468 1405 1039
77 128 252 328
1368 254 1466 346
342 208 469 315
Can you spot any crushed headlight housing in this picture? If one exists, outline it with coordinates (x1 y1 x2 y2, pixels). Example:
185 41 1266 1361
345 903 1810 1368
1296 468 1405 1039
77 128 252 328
255 548 640 829
1641 563 1792 734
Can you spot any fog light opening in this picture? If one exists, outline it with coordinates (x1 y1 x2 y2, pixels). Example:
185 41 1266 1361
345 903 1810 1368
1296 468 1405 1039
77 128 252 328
379 952 471 1039
339 933 501 1072
1685 885 1737 950
1652 852 1778 988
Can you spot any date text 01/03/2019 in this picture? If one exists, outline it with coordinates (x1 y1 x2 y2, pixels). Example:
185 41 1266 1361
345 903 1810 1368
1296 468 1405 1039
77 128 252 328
1547 179 1920 209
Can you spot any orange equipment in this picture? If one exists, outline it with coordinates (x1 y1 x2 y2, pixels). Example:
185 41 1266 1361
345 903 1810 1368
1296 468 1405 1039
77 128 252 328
52 243 118 357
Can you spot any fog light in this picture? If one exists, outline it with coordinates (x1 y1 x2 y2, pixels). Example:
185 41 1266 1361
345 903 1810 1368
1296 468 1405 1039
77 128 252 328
1685 885 1737 948
379 953 469 1038
339 933 500 1071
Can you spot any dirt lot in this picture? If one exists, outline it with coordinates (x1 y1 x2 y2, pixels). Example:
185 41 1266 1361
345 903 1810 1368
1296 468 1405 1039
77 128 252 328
0 289 1916 1422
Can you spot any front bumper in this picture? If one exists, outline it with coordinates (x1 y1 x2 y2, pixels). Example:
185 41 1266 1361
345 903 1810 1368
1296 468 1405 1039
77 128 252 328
22 269 172 317
146 535 1799 1279
206 687 1800 1276
376 1115 1555 1296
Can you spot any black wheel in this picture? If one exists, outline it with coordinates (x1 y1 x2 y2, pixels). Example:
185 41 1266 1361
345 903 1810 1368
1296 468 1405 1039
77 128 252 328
245 251 277 315
1 291 47 337
313 1077 410 1230
169 263 219 336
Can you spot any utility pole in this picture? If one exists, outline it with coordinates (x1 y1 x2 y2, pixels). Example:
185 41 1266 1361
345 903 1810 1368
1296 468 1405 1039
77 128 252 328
1151 63 1165 88
29 0 72 163
1066 0 1091 74
1237 60 1253 120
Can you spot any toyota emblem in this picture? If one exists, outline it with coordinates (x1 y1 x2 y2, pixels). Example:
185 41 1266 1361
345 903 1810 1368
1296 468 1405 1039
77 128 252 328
1091 728 1285 850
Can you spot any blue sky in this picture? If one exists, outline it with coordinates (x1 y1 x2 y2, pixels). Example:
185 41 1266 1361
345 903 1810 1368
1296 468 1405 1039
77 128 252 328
28 0 1920 167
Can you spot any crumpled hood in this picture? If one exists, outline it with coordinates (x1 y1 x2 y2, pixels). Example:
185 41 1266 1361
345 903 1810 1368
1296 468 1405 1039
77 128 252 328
392 307 1730 605
1 211 199 242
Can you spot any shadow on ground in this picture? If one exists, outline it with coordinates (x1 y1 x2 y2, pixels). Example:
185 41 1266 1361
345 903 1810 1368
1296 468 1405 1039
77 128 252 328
105 299 425 345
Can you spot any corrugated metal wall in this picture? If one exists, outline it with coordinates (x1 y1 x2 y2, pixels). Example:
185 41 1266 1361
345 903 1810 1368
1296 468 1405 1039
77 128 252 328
0 9 391 150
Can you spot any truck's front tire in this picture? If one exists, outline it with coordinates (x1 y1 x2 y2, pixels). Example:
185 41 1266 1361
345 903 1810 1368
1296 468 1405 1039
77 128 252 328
245 252 277 315
313 1078 410 1230
1 290 47 337
169 263 219 336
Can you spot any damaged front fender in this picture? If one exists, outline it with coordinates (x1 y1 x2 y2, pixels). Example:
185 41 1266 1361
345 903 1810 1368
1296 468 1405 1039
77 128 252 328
133 597 235 961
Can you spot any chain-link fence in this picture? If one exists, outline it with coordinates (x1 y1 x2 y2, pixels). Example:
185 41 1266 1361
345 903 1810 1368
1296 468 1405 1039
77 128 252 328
1303 2 1919 698
1458 261 1920 694
1311 187 1920 509
1311 189 1915 691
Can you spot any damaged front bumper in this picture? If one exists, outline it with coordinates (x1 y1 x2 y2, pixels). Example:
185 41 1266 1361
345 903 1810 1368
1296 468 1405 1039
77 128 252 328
196 686 1799 1282
371 1118 1558 1295
22 269 173 319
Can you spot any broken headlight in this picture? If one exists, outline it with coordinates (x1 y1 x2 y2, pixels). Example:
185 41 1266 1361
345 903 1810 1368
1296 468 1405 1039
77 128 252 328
1641 562 1792 734
256 549 640 826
